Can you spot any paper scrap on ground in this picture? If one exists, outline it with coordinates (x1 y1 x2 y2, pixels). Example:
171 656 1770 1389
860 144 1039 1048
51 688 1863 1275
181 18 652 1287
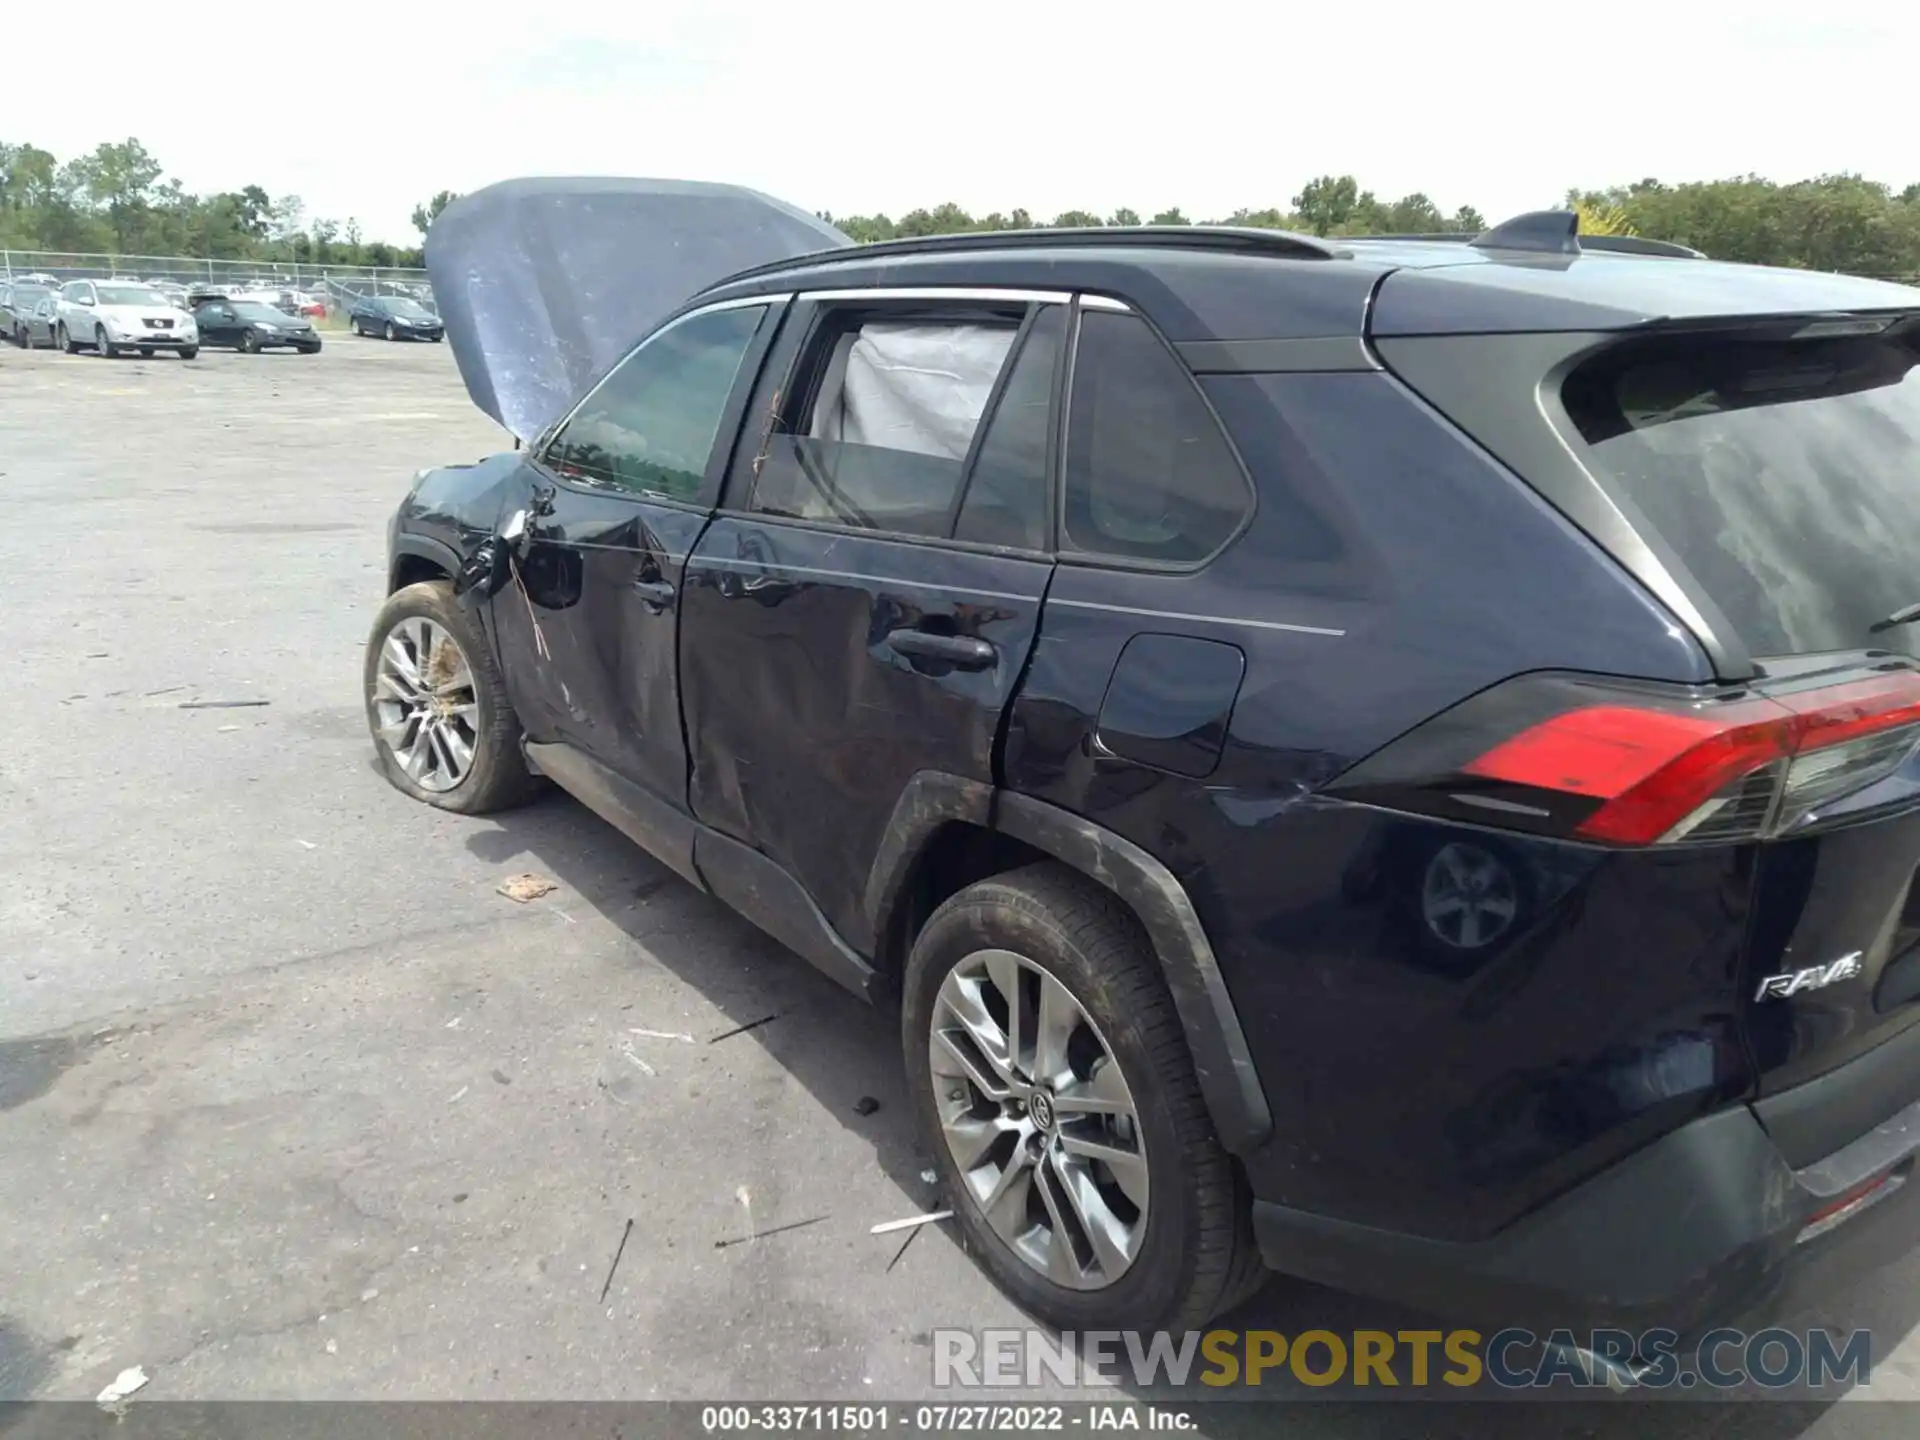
96 1366 149 1410
870 1210 954 1236
497 873 557 903
629 1028 695 1043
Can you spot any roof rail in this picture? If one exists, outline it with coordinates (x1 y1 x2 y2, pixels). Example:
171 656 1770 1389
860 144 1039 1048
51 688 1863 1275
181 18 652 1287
710 224 1348 289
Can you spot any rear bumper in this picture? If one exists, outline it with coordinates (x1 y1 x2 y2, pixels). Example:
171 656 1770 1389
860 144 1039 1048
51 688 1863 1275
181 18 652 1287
1253 1085 1920 1346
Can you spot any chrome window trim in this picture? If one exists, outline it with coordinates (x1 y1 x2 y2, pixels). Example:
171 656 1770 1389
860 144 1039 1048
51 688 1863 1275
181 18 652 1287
796 286 1074 306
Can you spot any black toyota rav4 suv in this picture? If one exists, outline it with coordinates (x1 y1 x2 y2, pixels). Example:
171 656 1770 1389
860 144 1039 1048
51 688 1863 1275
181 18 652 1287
370 179 1920 1370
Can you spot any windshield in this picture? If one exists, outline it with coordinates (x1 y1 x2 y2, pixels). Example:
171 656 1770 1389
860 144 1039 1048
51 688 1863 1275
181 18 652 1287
1564 326 1920 657
96 285 169 306
384 298 432 318
231 302 290 323
10 284 51 303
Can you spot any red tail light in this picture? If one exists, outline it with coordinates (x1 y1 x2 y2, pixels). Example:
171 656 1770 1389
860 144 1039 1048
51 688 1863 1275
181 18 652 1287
1331 668 1920 847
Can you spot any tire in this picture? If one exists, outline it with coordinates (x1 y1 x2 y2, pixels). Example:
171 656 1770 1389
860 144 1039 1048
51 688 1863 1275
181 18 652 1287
363 580 543 814
140 347 156 357
95 326 117 358
10 324 23 349
59 322 78 354
179 346 198 361
902 862 1265 1332
385 321 397 341
238 329 260 354
300 342 322 354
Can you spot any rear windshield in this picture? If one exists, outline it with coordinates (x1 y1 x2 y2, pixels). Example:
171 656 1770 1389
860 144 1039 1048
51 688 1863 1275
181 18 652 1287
1563 326 1920 657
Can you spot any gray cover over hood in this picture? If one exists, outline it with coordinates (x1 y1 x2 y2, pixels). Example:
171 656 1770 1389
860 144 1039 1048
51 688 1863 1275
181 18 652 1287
426 177 851 439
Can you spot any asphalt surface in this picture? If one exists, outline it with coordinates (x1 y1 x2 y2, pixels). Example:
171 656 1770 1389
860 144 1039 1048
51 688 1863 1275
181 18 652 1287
2 335 1918 1432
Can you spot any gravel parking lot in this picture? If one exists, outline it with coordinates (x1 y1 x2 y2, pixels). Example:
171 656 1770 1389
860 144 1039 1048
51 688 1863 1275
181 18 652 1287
3 338 1917 1431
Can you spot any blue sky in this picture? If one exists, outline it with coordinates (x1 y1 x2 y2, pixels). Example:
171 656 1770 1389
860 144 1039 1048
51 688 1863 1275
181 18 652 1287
10 0 1916 244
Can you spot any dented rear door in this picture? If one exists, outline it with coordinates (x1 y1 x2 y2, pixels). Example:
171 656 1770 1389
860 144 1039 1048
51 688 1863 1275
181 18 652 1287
677 295 1068 946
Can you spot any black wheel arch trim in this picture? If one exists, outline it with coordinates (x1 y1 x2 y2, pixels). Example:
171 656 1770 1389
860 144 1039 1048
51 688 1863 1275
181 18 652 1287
388 533 463 591
864 770 1274 1153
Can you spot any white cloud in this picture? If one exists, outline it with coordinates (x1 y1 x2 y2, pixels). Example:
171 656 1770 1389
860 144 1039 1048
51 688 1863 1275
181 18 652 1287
10 0 1916 244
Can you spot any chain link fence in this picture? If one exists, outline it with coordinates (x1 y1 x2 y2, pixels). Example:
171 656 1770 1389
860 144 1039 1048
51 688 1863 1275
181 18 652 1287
1 250 434 324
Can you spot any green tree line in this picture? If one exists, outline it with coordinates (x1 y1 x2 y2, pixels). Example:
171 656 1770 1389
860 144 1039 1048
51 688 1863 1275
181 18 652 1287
828 173 1920 278
1 138 432 269
8 138 1920 280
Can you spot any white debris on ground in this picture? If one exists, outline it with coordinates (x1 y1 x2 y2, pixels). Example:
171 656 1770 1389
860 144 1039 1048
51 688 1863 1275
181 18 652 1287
95 1365 149 1411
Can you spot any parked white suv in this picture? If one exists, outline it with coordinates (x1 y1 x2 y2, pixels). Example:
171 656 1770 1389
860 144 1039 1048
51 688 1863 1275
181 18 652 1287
55 280 199 359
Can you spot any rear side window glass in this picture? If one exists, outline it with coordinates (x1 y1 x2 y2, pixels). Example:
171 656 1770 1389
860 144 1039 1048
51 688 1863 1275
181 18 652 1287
1564 330 1920 657
1062 310 1251 564
545 305 765 502
953 306 1065 550
750 319 1017 536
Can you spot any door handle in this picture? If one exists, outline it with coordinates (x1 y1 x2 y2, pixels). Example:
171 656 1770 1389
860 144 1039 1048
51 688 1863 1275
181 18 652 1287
886 629 996 671
632 578 676 611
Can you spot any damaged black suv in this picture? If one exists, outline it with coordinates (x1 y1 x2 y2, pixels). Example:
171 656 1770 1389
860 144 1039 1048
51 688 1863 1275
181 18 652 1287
370 178 1920 1363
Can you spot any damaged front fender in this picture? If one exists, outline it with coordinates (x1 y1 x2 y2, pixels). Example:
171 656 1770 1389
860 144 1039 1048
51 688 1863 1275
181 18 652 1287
390 451 531 593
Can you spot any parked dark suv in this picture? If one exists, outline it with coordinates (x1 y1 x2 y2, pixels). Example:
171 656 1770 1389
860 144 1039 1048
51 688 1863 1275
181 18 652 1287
369 179 1920 1368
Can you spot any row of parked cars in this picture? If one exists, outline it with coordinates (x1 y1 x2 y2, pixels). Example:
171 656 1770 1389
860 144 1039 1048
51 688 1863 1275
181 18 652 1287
2 278 444 357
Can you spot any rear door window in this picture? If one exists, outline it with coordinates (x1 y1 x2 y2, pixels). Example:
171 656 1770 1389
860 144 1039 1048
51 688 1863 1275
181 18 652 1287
952 306 1066 550
1563 327 1920 657
748 310 1021 538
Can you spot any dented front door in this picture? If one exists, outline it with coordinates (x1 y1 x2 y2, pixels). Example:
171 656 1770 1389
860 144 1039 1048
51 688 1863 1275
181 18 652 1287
490 301 780 807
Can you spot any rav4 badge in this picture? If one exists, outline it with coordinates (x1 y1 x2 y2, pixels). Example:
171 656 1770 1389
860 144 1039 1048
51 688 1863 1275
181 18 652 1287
1755 951 1865 1002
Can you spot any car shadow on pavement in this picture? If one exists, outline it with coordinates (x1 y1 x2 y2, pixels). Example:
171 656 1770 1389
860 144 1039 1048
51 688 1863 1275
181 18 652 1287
462 790 1920 1433
461 789 941 1211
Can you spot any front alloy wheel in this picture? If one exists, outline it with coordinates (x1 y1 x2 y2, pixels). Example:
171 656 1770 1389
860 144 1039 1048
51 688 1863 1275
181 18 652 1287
930 949 1149 1288
362 580 542 814
371 616 480 793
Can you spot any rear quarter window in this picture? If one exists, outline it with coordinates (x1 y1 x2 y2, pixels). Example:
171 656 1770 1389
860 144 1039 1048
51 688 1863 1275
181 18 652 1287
1062 310 1252 566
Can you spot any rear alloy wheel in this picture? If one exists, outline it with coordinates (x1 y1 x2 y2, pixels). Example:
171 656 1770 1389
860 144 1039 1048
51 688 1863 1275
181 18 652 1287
363 580 542 814
931 948 1151 1288
903 863 1264 1331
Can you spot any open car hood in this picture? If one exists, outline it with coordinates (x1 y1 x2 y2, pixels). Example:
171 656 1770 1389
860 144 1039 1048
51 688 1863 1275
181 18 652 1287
426 177 851 439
